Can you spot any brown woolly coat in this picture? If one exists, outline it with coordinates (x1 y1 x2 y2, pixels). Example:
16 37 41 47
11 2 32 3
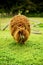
10 15 30 43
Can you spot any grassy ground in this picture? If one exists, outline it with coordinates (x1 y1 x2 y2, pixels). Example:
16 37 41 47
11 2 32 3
0 17 43 65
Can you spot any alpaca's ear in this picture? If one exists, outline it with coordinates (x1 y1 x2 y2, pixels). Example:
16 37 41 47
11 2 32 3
2 22 10 31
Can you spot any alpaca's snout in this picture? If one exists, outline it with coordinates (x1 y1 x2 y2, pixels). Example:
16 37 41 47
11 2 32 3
19 32 25 39
18 29 26 42
19 34 25 43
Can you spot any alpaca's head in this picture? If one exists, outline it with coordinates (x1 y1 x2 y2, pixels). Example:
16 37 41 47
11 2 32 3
13 27 29 43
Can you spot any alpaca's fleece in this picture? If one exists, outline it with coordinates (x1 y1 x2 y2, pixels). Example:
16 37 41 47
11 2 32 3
10 15 30 43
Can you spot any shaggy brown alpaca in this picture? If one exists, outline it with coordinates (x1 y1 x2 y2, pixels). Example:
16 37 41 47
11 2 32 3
10 15 30 43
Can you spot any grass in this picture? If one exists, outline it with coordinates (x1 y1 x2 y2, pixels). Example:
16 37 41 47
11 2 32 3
0 17 43 65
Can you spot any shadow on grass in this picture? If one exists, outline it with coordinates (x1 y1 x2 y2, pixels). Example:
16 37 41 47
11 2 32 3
8 41 25 49
9 41 25 46
8 40 40 50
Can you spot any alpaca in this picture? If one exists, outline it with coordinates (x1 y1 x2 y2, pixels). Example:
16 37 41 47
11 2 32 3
10 14 30 43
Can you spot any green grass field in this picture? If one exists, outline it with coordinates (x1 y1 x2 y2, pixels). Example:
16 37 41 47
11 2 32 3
0 17 43 65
